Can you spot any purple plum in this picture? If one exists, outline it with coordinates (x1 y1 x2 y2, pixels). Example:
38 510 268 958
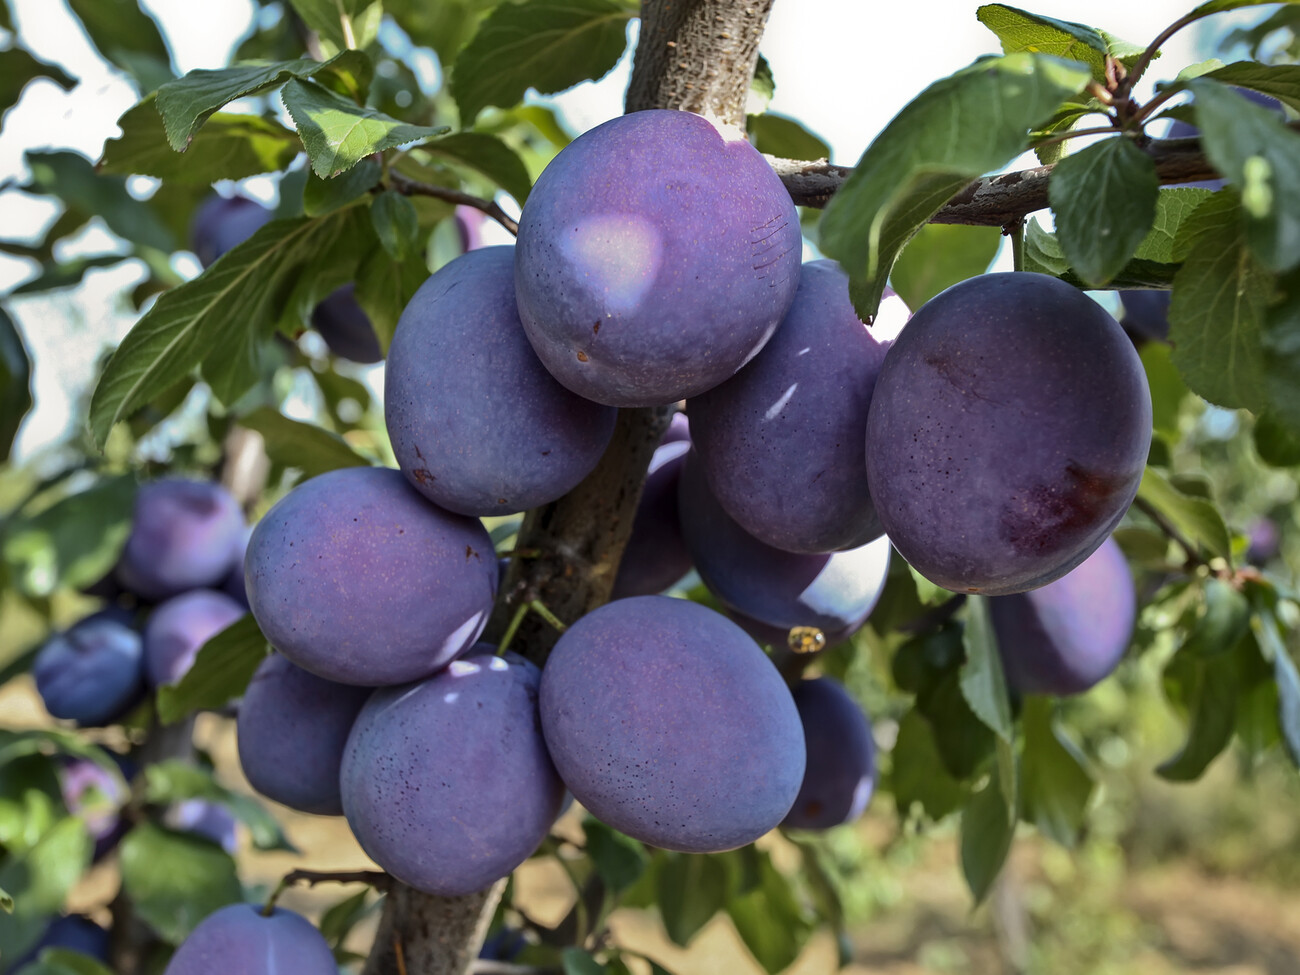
162 904 336 974
455 204 485 252
236 652 371 815
610 428 692 599
677 452 891 644
57 750 132 859
245 466 497 686
339 647 564 896
865 272 1152 596
190 195 273 268
142 589 245 688
539 596 805 853
385 246 617 515
33 613 145 725
312 283 383 364
4 915 110 973
1118 290 1171 343
782 677 876 830
690 261 909 553
515 110 802 407
115 479 245 601
1246 517 1281 565
989 536 1136 696
164 800 238 854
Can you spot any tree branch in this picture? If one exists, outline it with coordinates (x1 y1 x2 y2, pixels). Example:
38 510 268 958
388 171 519 236
772 137 1229 221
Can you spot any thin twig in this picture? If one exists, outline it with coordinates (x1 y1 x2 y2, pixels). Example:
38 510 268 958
394 935 408 975
470 962 563 975
388 170 519 235
1133 495 1208 570
1120 11 1200 100
281 868 391 891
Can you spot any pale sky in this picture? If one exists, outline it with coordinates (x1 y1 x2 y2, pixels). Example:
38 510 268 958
0 0 1223 459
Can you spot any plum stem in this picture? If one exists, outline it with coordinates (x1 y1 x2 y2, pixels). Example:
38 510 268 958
496 601 531 656
1006 219 1025 273
528 599 568 634
388 170 520 235
1132 495 1209 571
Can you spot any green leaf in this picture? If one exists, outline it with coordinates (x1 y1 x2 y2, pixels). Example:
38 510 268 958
2 475 136 598
960 596 1014 743
1134 188 1217 264
0 47 75 112
750 53 775 112
726 849 815 974
155 614 269 724
1140 342 1188 441
584 819 647 896
747 114 830 162
1167 192 1272 412
562 948 606 975
1262 269 1300 433
1022 218 1180 289
88 206 371 447
1181 577 1250 657
1251 600 1300 768
916 670 997 780
1188 0 1300 18
450 0 633 123
818 53 1090 321
154 53 367 152
1137 467 1232 562
959 755 1017 904
119 823 243 944
142 760 294 852
1188 78 1300 273
289 0 383 50
101 97 299 183
424 132 533 205
25 150 174 252
281 78 448 178
318 889 373 949
66 0 170 78
239 407 371 477
369 191 421 262
0 886 10 913
17 948 115 975
0 308 31 464
1203 62 1300 115
977 4 1145 83
888 223 1001 312
655 852 731 946
302 158 382 216
353 247 429 352
1020 697 1093 847
890 709 968 821
1254 412 1300 466
0 817 92 961
1157 639 1240 780
1049 137 1159 287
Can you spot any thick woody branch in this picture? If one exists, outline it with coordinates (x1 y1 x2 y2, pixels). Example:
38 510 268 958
626 0 775 127
774 137 1237 221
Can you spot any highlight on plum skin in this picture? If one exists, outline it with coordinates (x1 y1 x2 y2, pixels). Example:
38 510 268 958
244 466 498 687
690 260 909 554
385 246 617 517
236 652 372 816
783 677 877 831
865 272 1152 597
339 647 564 897
989 535 1137 697
539 595 806 854
514 109 802 407
677 450 892 645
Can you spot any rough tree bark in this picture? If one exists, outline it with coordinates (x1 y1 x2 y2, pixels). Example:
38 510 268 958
360 2 772 972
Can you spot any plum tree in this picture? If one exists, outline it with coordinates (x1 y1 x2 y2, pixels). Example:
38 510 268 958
989 536 1136 697
677 451 892 643
33 612 144 726
339 647 564 896
142 589 245 687
385 247 617 515
783 677 876 830
539 596 805 853
236 652 371 815
690 261 908 553
514 110 803 406
115 479 246 602
160 904 337 974
610 417 692 599
244 466 497 685
311 284 383 364
866 272 1152 596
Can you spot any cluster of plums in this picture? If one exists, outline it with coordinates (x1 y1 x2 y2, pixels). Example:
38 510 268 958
42 109 1154 971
